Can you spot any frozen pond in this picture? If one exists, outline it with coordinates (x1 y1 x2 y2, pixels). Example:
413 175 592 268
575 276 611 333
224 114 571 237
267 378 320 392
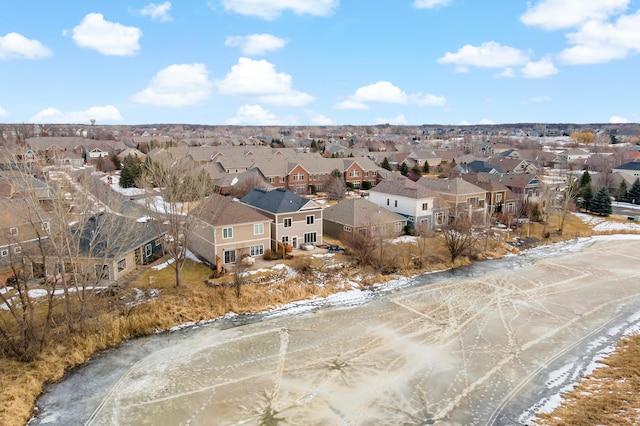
32 237 640 425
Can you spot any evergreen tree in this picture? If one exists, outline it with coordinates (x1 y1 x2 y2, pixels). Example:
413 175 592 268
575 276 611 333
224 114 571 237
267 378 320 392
381 157 392 171
629 178 640 205
579 170 592 188
617 180 628 202
411 164 421 175
399 162 409 176
578 184 593 211
590 187 612 216
423 162 430 174
120 155 142 188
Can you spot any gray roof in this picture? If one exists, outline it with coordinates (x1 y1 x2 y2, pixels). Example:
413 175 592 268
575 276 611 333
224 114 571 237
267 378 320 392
370 177 437 199
240 188 319 214
615 161 640 171
323 198 406 228
195 194 271 226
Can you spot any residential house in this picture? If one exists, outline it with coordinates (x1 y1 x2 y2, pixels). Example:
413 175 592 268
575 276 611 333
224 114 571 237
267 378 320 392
369 176 449 229
486 157 537 174
484 173 544 206
22 213 165 281
0 198 52 268
416 177 488 221
0 171 53 200
612 161 640 182
240 188 323 250
461 173 519 216
190 194 272 266
323 198 407 240
554 148 591 164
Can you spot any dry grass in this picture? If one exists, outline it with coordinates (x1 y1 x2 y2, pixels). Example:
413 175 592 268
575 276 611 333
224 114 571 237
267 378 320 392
536 334 640 426
0 213 622 426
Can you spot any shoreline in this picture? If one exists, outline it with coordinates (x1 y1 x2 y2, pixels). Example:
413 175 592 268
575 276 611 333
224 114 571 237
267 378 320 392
30 234 640 425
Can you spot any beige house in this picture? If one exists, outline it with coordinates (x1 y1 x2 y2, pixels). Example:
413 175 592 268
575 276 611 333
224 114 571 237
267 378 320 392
240 188 323 251
190 194 272 265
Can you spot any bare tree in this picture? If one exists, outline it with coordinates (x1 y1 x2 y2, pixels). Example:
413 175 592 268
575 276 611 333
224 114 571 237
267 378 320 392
140 158 219 287
231 172 269 199
440 216 478 264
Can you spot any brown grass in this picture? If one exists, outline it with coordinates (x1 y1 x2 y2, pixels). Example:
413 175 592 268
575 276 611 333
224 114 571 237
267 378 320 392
536 334 640 426
0 213 631 426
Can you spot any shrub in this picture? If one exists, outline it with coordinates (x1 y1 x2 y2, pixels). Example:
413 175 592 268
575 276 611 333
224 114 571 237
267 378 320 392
263 249 273 261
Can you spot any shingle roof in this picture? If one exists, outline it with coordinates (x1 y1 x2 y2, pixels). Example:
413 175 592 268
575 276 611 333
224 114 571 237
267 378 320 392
240 188 317 214
195 194 270 226
323 198 406 227
416 177 486 195
370 177 436 199
615 161 640 171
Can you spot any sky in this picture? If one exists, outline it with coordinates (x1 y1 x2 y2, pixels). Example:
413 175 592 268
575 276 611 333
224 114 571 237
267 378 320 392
1 0 640 127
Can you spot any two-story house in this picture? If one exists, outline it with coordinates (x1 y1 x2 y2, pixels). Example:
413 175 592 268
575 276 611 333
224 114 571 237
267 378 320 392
368 176 449 229
416 177 488 222
190 194 272 266
240 188 323 250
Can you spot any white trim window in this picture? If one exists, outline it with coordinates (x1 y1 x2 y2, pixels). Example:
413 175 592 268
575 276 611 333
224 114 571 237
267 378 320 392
283 218 292 228
9 227 18 236
349 169 360 177
42 221 50 233
223 227 233 239
304 232 317 244
254 223 264 235
250 245 264 256
343 225 352 232
306 215 314 225
1 248 9 257
145 243 152 258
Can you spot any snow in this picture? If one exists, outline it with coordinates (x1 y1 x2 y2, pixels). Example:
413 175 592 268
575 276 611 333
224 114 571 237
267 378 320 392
151 258 175 270
230 177 238 186
390 235 418 244
573 212 640 232
101 174 146 197
136 196 188 215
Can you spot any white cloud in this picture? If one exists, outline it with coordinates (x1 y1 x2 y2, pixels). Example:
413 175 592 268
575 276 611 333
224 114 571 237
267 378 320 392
226 104 282 125
225 34 287 55
305 109 334 125
131 63 213 107
413 0 451 8
373 114 408 125
0 32 52 60
459 120 470 126
438 42 530 71
498 68 516 78
521 0 629 30
610 115 630 123
30 105 123 123
558 12 640 64
71 13 142 56
528 95 552 103
520 57 559 78
0 106 7 116
220 0 339 20
216 57 314 106
334 81 445 109
140 2 173 22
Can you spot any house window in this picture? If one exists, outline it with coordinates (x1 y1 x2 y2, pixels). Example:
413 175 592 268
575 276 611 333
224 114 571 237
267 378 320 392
343 225 352 232
250 245 264 256
306 215 314 225
117 258 126 272
394 200 398 208
0 249 8 257
435 212 445 225
349 169 360 177
223 249 236 264
269 177 276 184
395 222 403 233
387 198 390 206
9 227 18 236
293 173 304 181
496 193 503 203
281 236 289 245
42 221 50 233
223 227 233 239
280 177 285 183
283 218 292 228
254 223 264 235
155 239 161 247
364 171 369 177
467 197 478 206
422 202 428 211
304 232 317 244
145 243 152 258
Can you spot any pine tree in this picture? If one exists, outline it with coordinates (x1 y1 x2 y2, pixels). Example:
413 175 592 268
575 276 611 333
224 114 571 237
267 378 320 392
399 162 409 176
579 184 593 211
590 187 612 216
617 180 628 202
423 162 430 174
381 157 392 171
629 178 640 205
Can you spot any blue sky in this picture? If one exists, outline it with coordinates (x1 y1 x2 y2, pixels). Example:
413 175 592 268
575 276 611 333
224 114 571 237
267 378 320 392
1 0 640 126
